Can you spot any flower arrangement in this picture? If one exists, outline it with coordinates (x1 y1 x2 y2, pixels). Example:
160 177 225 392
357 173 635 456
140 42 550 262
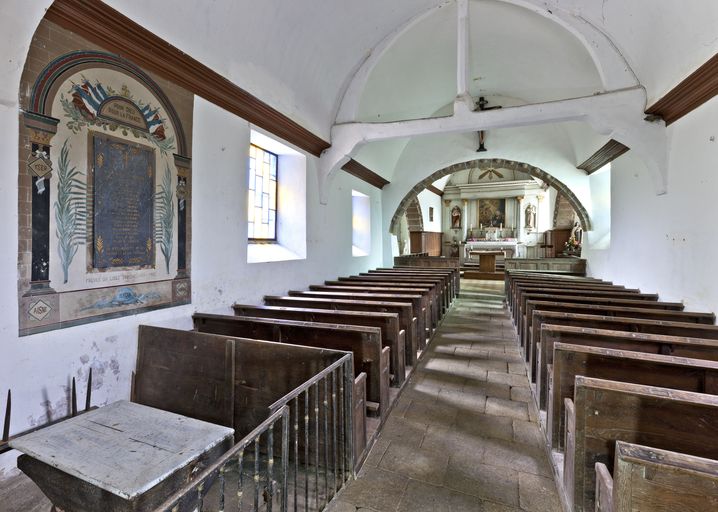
565 236 581 252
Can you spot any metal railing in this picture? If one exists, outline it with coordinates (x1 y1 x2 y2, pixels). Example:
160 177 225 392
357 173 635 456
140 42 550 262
151 353 354 512
153 405 290 512
268 354 354 512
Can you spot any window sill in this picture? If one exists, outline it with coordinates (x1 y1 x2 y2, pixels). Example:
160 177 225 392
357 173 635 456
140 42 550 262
248 242 304 264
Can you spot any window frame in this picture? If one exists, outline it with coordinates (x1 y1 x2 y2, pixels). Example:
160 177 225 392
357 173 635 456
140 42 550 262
247 143 279 243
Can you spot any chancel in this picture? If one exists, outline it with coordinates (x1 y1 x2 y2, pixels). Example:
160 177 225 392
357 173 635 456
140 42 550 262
2 1 718 511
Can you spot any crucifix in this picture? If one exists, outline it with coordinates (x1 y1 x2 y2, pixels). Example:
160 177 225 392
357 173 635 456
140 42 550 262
476 96 502 152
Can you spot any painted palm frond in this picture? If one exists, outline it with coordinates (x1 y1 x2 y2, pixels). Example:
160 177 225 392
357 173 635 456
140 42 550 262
154 165 174 274
54 139 87 284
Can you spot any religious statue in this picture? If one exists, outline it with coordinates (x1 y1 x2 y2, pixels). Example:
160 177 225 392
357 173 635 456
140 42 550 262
451 205 461 229
570 221 583 245
524 204 537 230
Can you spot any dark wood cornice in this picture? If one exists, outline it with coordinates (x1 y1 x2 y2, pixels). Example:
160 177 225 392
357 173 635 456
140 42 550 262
45 0 331 157
341 159 390 189
425 184 443 196
646 53 718 126
577 139 629 174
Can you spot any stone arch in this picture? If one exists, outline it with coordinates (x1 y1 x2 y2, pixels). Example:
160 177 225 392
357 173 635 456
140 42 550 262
405 197 424 232
389 158 591 235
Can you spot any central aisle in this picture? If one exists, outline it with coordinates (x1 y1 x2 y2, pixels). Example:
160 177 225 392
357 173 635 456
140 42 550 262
327 280 560 512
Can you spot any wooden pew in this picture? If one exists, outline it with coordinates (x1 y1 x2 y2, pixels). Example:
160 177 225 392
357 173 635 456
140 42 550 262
532 311 718 406
393 265 460 296
564 377 718 512
287 290 427 351
387 266 460 300
335 278 441 325
510 283 645 325
519 295 696 360
133 326 367 472
510 279 637 323
230 304 406 386
505 273 612 310
596 441 718 512
362 271 451 312
548 342 718 451
263 295 419 367
341 274 447 316
534 315 718 411
308 284 435 341
191 313 390 421
371 268 455 304
526 303 715 383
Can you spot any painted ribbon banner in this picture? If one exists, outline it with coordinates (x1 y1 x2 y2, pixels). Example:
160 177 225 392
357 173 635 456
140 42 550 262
92 134 155 269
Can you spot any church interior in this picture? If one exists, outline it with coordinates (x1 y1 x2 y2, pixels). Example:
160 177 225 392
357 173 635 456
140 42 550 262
2 1 718 511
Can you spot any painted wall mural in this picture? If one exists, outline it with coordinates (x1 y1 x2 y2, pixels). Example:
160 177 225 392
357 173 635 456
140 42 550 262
18 51 193 336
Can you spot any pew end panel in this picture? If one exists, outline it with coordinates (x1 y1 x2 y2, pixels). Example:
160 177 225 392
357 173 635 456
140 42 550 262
612 441 718 512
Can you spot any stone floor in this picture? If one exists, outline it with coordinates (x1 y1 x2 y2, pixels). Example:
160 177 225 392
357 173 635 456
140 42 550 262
326 280 561 512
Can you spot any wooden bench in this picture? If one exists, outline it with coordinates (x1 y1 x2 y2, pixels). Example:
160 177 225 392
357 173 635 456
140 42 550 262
263 295 419 367
308 285 435 341
363 271 452 312
505 272 611 309
288 290 427 351
191 313 390 421
596 441 718 512
342 274 448 315
230 304 406 386
509 279 637 321
507 276 623 310
392 264 461 295
336 277 442 322
324 280 444 328
378 266 458 299
533 315 718 412
527 303 715 382
514 289 675 336
564 377 718 512
548 342 718 451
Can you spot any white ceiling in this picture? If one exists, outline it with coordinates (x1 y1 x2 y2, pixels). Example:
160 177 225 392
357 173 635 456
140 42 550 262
103 0 718 185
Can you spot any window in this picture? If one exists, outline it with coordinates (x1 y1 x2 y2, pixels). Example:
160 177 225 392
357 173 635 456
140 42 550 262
248 144 277 241
352 190 371 257
246 129 307 264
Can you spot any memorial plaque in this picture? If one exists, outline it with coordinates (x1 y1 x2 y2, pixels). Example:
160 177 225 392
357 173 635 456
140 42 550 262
92 134 155 269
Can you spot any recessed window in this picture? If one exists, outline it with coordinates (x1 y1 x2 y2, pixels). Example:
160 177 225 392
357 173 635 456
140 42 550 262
248 144 277 241
352 190 371 257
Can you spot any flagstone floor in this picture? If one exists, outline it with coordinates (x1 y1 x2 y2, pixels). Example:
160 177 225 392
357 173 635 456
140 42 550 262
326 279 561 512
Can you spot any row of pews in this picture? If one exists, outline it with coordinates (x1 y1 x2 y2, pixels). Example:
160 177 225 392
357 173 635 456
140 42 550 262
132 263 459 511
506 270 718 512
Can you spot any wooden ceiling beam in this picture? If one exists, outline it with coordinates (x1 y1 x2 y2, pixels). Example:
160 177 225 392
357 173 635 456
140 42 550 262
646 52 718 125
425 184 443 196
577 139 629 174
341 159 390 189
45 0 332 157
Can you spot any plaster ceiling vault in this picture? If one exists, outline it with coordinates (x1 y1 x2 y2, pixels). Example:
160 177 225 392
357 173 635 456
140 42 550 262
95 0 718 207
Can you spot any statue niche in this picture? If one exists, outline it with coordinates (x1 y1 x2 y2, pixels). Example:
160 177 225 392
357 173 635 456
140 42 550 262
451 205 461 229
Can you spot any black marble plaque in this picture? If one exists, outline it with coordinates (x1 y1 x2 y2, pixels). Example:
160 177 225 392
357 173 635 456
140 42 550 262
93 135 155 269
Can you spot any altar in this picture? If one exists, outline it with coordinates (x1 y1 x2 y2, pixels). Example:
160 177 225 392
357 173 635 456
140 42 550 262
464 239 519 260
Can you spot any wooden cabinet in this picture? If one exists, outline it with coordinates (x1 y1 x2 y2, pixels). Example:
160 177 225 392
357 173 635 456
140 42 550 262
542 229 571 258
409 231 443 256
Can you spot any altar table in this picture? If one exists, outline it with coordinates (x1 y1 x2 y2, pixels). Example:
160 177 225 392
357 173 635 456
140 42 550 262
10 400 234 512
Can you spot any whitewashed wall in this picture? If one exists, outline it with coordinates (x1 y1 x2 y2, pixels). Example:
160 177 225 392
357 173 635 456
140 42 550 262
585 96 718 312
416 189 442 233
0 11 384 476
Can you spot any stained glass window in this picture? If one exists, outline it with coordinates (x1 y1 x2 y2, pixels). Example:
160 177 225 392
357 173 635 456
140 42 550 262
248 144 278 240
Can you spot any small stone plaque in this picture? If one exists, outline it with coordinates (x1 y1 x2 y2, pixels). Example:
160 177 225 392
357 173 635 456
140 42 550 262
98 97 148 131
92 134 155 269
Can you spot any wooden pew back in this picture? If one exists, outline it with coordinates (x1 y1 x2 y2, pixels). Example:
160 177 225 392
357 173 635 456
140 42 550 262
549 342 718 450
566 377 718 512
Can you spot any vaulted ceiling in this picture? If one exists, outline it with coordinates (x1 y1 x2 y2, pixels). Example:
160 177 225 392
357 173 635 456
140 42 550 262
100 0 718 188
